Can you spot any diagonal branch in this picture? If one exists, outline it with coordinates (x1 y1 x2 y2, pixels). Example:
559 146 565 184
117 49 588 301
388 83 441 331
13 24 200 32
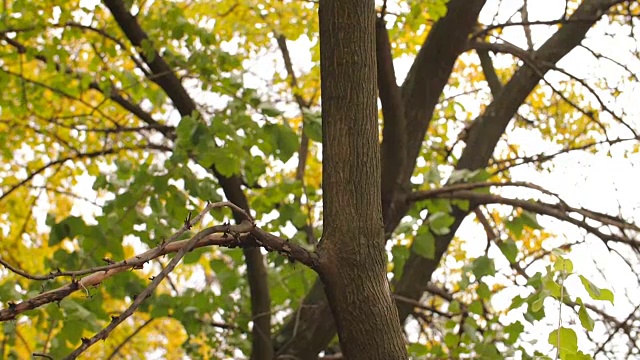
273 1 488 357
376 16 407 225
101 1 274 357
0 145 168 203
491 136 640 172
1 202 317 324
102 0 195 116
62 202 243 359
393 0 631 322
413 188 640 247
0 34 169 136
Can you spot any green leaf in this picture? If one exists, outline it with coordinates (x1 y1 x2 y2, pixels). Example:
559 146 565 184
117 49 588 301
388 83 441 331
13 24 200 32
412 228 435 259
444 333 459 347
448 169 473 183
505 216 524 237
183 247 207 265
140 38 156 62
303 110 323 142
468 300 483 315
509 295 526 310
392 245 410 279
548 327 578 357
506 211 543 238
422 198 452 213
475 343 502 360
498 239 518 263
472 256 495 279
577 298 595 331
521 211 543 229
542 272 562 298
504 321 524 345
49 221 70 246
451 198 470 211
477 282 491 300
448 300 461 314
531 293 547 312
526 272 543 288
244 155 267 186
48 216 86 246
260 102 283 117
554 255 574 273
426 211 455 235
263 123 299 162
407 343 428 356
579 275 614 304
176 114 198 143
426 166 441 183
566 351 593 360
425 0 449 20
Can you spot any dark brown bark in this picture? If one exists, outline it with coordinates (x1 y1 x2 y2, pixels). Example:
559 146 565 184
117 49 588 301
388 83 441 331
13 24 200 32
398 0 488 180
216 174 274 360
316 1 407 359
274 0 628 356
102 1 273 358
273 1 487 356
477 49 504 97
377 17 406 224
384 0 488 233
273 281 336 359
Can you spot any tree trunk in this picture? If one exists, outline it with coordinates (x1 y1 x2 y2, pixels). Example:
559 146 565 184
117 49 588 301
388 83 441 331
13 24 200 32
316 1 407 359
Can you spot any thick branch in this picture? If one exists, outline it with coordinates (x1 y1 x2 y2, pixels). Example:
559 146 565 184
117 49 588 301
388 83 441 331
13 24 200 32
476 48 504 97
393 0 628 322
422 190 640 247
317 1 407 358
376 16 407 224
398 0 488 185
102 2 274 357
273 1 487 356
102 0 196 116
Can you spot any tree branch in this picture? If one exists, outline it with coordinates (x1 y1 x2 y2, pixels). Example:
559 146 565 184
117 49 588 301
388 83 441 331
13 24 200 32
1 202 316 326
105 318 154 360
102 0 196 116
393 0 630 322
419 190 640 247
102 1 274 356
376 16 407 225
0 145 168 203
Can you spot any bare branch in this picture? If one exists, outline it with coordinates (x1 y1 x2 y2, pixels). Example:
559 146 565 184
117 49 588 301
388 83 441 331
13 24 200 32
419 190 640 247
0 145 168 203
2 204 316 360
105 318 154 360
62 202 230 358
491 136 639 172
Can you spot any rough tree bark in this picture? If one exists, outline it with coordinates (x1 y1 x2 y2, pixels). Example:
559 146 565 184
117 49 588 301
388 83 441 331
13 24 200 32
274 0 628 357
274 1 486 357
315 1 407 359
